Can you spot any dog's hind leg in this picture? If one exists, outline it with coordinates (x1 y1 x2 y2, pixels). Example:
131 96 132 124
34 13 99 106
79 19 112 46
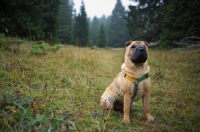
100 89 115 109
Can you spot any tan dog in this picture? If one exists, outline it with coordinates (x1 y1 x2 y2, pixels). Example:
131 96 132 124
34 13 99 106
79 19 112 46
100 41 154 124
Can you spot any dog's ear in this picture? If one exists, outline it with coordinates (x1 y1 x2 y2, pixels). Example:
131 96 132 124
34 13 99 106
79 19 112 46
143 41 148 46
125 41 132 47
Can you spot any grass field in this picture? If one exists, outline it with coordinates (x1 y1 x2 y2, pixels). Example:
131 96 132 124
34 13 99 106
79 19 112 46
0 40 200 131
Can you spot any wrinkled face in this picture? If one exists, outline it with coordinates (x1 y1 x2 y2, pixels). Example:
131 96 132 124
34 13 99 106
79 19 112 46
125 41 148 64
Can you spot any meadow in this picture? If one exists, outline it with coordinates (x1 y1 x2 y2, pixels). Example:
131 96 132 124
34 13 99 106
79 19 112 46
0 39 200 131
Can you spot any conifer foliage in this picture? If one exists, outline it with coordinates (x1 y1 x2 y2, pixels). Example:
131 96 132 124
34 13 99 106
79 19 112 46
97 24 106 48
126 0 169 42
161 0 200 47
73 1 89 46
1 0 199 47
107 0 130 47
0 0 61 43
127 0 200 47
90 16 100 46
59 0 74 44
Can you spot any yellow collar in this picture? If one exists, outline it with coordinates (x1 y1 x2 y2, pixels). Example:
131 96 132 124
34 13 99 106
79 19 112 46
124 73 149 83
124 74 137 83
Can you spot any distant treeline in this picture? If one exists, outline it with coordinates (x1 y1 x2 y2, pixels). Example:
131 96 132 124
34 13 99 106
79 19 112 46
0 0 200 47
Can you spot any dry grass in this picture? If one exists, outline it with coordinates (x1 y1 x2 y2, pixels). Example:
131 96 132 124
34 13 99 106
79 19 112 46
0 41 200 131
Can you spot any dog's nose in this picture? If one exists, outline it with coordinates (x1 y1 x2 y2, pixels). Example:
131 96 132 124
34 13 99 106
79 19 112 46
138 47 145 51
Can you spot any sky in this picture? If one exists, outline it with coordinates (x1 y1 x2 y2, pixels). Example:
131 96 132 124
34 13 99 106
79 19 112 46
73 0 138 18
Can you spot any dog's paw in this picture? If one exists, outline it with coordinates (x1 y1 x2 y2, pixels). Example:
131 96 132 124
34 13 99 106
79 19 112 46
147 115 154 122
122 115 130 124
122 118 130 124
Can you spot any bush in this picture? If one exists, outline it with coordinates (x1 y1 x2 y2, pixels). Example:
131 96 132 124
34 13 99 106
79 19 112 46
30 41 49 55
0 34 24 51
30 41 60 55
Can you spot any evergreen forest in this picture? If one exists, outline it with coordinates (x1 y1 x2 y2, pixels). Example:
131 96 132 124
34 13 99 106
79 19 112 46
0 0 200 47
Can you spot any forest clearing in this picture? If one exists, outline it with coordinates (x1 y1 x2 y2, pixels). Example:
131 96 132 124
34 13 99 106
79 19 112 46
1 0 200 131
0 40 200 131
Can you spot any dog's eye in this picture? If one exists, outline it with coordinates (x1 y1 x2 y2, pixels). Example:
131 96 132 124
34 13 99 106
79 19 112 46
131 46 136 49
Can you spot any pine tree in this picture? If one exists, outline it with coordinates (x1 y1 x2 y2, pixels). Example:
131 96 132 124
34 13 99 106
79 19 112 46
73 0 89 46
90 16 100 46
59 0 74 44
126 0 169 42
99 15 107 26
161 0 200 47
108 0 130 47
42 0 60 43
0 0 45 39
97 24 106 48
0 0 61 43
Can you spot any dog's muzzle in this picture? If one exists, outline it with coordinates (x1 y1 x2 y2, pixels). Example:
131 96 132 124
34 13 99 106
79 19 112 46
131 46 148 63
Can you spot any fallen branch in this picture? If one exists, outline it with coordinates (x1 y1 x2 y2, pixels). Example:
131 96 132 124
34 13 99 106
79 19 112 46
180 36 200 42
173 36 200 46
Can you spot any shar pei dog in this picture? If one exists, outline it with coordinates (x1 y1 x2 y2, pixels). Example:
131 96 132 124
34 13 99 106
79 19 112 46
100 41 154 124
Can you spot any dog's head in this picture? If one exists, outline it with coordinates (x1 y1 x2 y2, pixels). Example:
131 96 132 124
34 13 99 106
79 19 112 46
125 41 148 64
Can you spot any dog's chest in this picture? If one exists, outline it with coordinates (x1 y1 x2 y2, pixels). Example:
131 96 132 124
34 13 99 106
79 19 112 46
132 83 145 102
111 81 145 102
126 82 145 101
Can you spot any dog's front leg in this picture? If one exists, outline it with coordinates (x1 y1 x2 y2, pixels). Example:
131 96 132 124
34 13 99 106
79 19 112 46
142 91 154 121
122 92 132 123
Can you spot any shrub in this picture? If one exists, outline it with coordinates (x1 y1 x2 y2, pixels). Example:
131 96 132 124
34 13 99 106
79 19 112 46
30 41 60 55
30 41 49 55
0 34 24 51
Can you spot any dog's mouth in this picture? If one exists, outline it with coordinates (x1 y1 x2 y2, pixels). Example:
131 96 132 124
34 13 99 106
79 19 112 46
131 46 148 63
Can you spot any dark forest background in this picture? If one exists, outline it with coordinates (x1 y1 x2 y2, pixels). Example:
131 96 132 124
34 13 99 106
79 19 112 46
0 0 200 47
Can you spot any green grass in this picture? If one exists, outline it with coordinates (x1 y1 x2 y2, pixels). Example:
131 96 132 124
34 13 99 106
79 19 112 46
0 39 200 131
